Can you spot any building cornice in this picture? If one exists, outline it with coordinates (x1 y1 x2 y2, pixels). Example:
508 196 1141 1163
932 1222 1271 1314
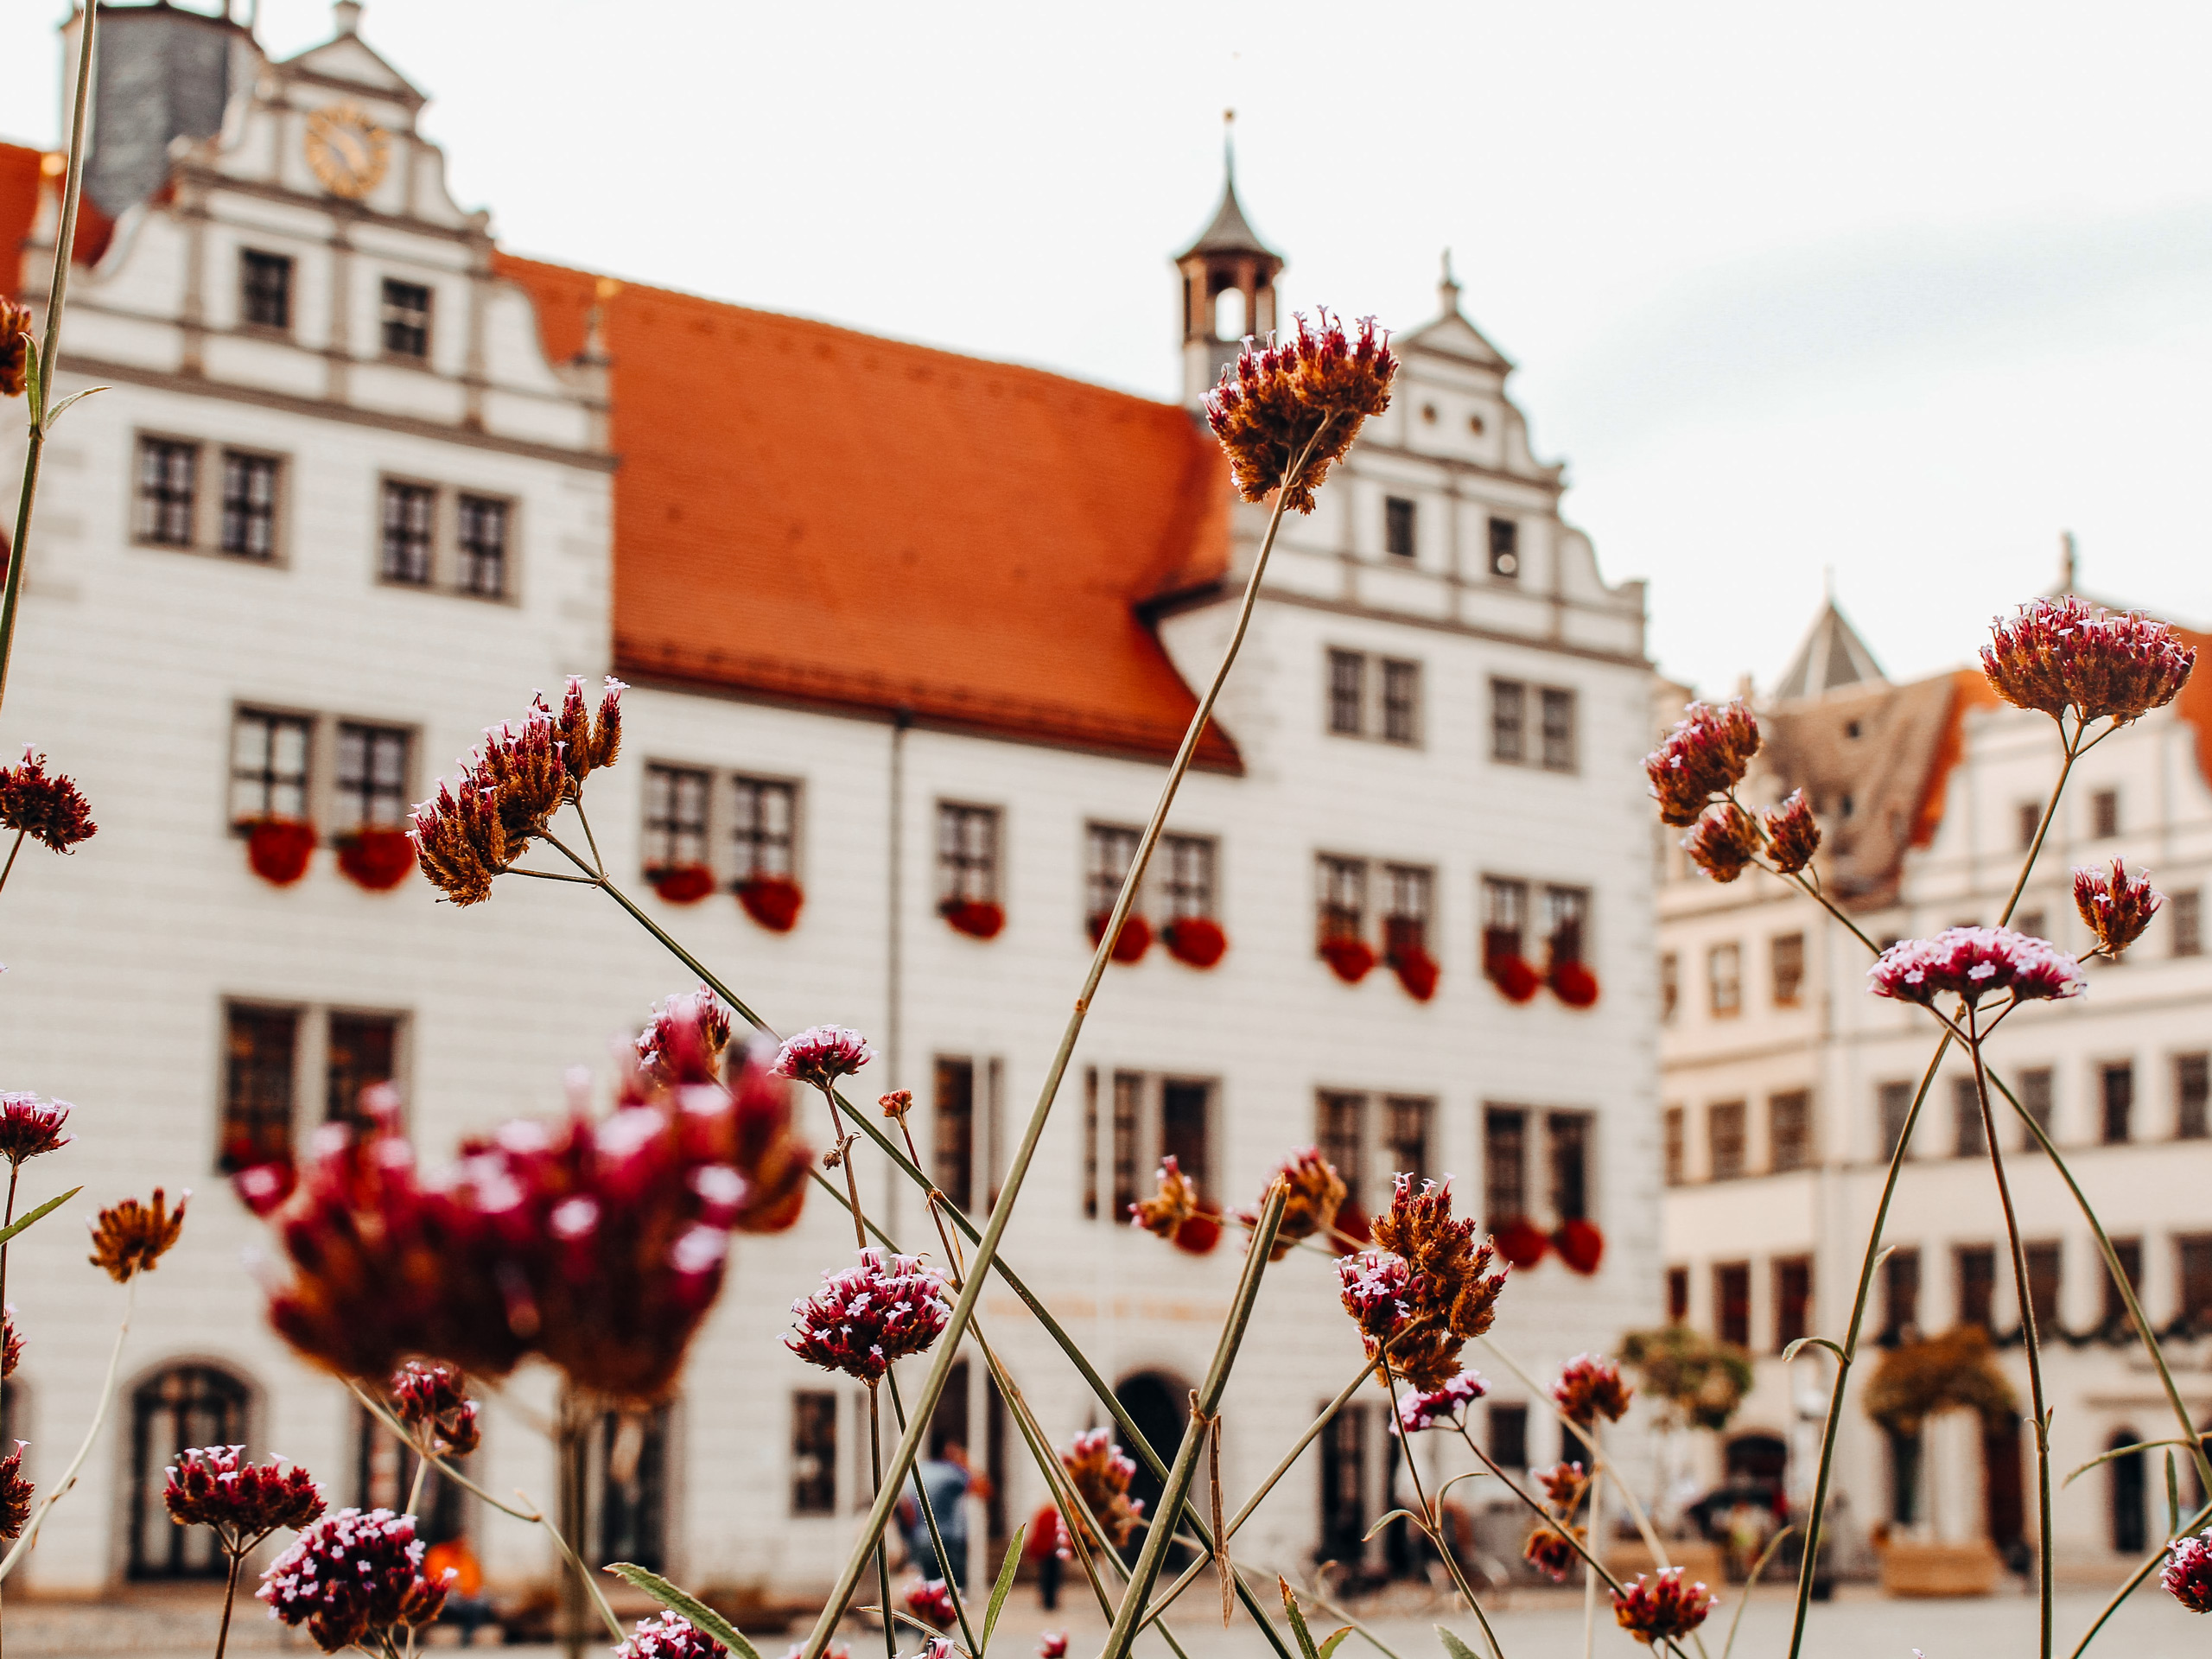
1146 584 1649 671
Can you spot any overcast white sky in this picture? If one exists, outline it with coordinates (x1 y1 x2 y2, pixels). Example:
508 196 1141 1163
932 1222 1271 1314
8 0 2212 696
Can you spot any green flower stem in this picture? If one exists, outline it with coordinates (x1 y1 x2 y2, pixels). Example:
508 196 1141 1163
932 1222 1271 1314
866 1382 894 1659
0 1276 132 1584
1375 1357 1504 1659
2000 718 2086 929
1097 1182 1287 1659
880 1370 981 1659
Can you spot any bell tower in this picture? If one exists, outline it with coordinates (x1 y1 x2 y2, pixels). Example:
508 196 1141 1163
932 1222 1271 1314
1174 112 1285 410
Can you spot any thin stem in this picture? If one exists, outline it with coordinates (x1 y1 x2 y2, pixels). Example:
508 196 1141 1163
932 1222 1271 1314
346 1383 537 1521
880 1372 980 1658
1376 1359 1503 1659
1581 1423 1602 1659
796 437 1323 1659
569 796 607 878
817 1084 868 1251
867 1382 894 1659
213 1548 245 1659
0 830 25 899
2000 722 2083 928
501 866 603 886
0 1276 132 1583
404 1440 431 1519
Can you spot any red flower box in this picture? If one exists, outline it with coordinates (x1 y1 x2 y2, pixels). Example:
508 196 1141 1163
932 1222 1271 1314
336 827 415 892
646 863 716 906
1494 1217 1550 1269
1087 911 1153 963
1549 958 1599 1007
1554 1217 1605 1274
1320 937 1376 983
1390 944 1440 1002
1163 915 1228 969
244 818 316 887
738 874 804 931
941 898 1005 939
1332 1204 1372 1246
1173 1209 1223 1256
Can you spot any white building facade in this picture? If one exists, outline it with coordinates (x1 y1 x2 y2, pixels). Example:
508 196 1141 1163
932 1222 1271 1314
0 2 1659 1609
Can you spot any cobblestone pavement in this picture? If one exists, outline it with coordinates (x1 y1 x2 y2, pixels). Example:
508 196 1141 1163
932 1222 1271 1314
5 1582 2200 1657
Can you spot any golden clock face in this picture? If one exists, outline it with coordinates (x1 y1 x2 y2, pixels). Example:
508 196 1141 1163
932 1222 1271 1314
304 102 391 200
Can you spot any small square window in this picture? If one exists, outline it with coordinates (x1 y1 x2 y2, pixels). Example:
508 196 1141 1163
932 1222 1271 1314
1707 1100 1745 1180
137 437 198 546
326 1011 399 1128
1327 650 1365 735
239 250 293 331
218 450 279 561
733 776 798 883
1769 1090 1811 1172
230 709 312 825
1381 659 1421 745
1490 678 1526 763
643 765 709 873
456 494 508 598
1383 496 1416 558
1771 932 1805 1006
1707 942 1742 1016
1161 833 1216 920
2172 890 2202 957
220 1003 297 1173
334 721 410 833
1539 688 1578 772
381 279 432 359
2091 789 2120 839
379 480 435 585
1662 1105 1684 1185
1487 516 1519 578
1316 855 1366 949
937 803 1001 906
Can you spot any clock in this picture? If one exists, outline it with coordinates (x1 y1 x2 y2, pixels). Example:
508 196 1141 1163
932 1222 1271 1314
304 102 391 200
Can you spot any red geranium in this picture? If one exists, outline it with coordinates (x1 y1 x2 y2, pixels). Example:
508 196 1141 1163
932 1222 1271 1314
1088 912 1153 963
337 827 415 892
647 863 715 906
1493 1217 1550 1269
1391 944 1440 1001
1321 937 1376 983
1550 959 1599 1007
1484 927 1540 1002
738 874 804 931
1163 915 1227 969
245 819 316 887
942 898 1005 939
1554 1217 1605 1274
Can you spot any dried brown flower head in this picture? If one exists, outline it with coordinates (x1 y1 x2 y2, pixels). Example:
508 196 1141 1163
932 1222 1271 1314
2 1311 18 1380
1552 1352 1632 1427
878 1090 913 1121
1370 1175 1507 1342
1059 1427 1145 1550
1981 596 2195 726
2075 858 2161 957
164 1446 326 1548
1682 802 1763 884
0 1441 29 1540
87 1187 187 1281
1523 1522 1583 1584
0 1095 71 1166
1644 700 1760 827
1204 312 1396 513
1535 1459 1589 1516
1242 1147 1345 1262
408 775 509 907
0 747 96 852
1761 789 1820 874
551 673 625 785
1129 1156 1200 1241
0 298 29 400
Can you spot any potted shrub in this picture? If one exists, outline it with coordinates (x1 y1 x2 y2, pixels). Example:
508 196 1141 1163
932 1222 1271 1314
1864 1326 2016 1597
334 825 414 892
737 873 803 931
243 818 316 887
646 863 716 905
1087 911 1152 964
1163 914 1227 968
940 897 1005 939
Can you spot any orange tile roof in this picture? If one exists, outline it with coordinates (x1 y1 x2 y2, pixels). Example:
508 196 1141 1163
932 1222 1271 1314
0 140 117 282
496 256 1241 772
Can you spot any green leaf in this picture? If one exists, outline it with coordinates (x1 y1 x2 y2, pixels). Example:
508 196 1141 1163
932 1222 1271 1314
1318 1626 1353 1659
42 385 105 429
981 1521 1026 1653
0 1187 80 1249
19 334 39 419
1780 1336 1845 1365
1434 1624 1483 1659
1363 1507 1420 1542
605 1561 763 1659
1280 1577 1322 1659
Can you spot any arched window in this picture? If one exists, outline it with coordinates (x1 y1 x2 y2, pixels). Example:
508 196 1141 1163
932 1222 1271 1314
130 1364 250 1579
1116 1370 1194 1568
2110 1428 2147 1554
1213 286 1246 342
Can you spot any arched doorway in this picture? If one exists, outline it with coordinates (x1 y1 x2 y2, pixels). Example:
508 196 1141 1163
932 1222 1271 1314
2110 1429 2147 1554
129 1363 251 1579
1114 1371 1189 1565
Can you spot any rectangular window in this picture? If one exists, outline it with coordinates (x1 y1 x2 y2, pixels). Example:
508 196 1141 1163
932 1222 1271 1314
2016 909 2047 943
1086 823 1141 923
455 494 508 598
1540 688 1578 772
1160 833 1216 920
1317 855 1366 948
1317 1404 1370 1563
1708 942 1742 1016
218 450 279 561
1384 1096 1432 1186
791 1392 837 1516
239 249 293 330
326 1011 398 1128
1714 1262 1751 1349
1775 1256 1813 1351
1487 516 1519 579
1382 863 1432 963
1327 650 1365 735
933 1057 975 1211
1482 876 1528 964
937 803 1000 905
1771 932 1805 1007
1490 678 1526 763
379 480 435 585
2091 789 2120 839
2178 1236 2212 1330
2024 1241 2062 1332
1660 952 1679 1024
2179 1054 2210 1140
1383 496 1415 558
2173 889 2203 957
2105 1237 2144 1331
1667 1265 1691 1324
1160 1078 1211 1193
1662 1106 1684 1186
1883 1247 1922 1342
1381 659 1421 746
1082 1067 1098 1221
1319 1091 1366 1214
380 278 432 359
731 776 798 883
229 709 312 824
1956 1245 1998 1332
2016 801 2041 851
1878 1079 1915 1160
1769 1090 1811 1173
1548 1111 1591 1222
137 436 198 546
2018 1068 2055 1147
1707 1101 1745 1181
2101 1062 2134 1144
1110 1071 1141 1220
1487 1402 1528 1469
642 765 709 873
220 1004 297 1173
333 721 409 834
1953 1076 1987 1158
1483 1107 1527 1224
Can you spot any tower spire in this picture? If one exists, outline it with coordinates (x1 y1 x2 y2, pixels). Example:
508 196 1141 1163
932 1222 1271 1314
1173 121 1285 410
1439 248 1460 316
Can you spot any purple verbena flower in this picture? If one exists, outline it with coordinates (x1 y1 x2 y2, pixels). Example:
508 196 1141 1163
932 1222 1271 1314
2163 1528 2212 1613
1389 1370 1487 1436
257 1507 449 1652
1981 596 2194 725
1337 1251 1414 1342
2075 858 2161 957
619 1613 730 1658
390 1360 481 1457
772 1025 876 1089
1762 789 1820 874
1867 926 2086 1008
902 1577 957 1630
785 1248 950 1382
0 1442 29 1540
0 1095 70 1166
1682 802 1763 883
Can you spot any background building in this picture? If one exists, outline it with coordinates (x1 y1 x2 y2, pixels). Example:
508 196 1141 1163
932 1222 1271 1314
0 0 1657 1609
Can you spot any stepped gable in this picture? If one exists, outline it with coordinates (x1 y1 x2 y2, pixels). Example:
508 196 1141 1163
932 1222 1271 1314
499 255 1242 772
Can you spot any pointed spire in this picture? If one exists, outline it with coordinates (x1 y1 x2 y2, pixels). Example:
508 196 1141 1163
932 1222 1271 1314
1773 594 1886 702
2059 530 2078 594
1439 249 1461 316
1176 114 1280 262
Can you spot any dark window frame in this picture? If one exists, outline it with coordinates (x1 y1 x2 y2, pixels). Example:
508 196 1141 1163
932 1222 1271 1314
1714 1261 1751 1349
238 248 293 331
1319 1090 1366 1214
1486 517 1519 579
1662 1105 1685 1186
1327 650 1366 736
2173 889 2203 958
333 720 410 835
136 435 199 547
1882 1247 1922 1343
1770 931 1806 1007
1086 822 1143 922
2179 1053 2210 1141
934 1056 976 1211
2091 789 2120 840
1548 1110 1592 1223
1775 1255 1813 1351
218 448 280 561
1953 1075 1988 1158
1483 1106 1527 1225
1878 1079 1915 1160
1769 1090 1812 1173
1317 855 1367 949
1382 862 1433 962
1956 1244 1998 1332
1380 658 1421 746
379 478 436 586
1708 941 1743 1017
229 707 313 826
936 802 1001 906
643 763 710 874
454 493 510 599
380 277 433 359
1490 678 1526 763
2101 1062 2134 1145
1382 495 1417 558
732 775 798 884
1539 687 1578 772
1707 1100 1746 1181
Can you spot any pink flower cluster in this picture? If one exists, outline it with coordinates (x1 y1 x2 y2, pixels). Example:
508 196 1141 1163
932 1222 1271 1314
0 1094 70 1166
0 1443 29 1540
1060 1427 1146 1549
1611 1567 1717 1645
1337 1251 1414 1342
238 1004 810 1401
1390 1370 1487 1435
1645 701 1760 827
772 1025 875 1090
257 1508 450 1651
1204 312 1397 513
1866 926 2085 1008
0 746 95 853
785 1248 951 1382
902 1577 957 1629
2163 1527 2212 1613
1981 597 2195 725
2075 859 2161 957
1039 1636 1069 1659
1553 1353 1632 1427
163 1446 325 1549
391 1361 480 1457
618 1613 730 1658
639 987 734 1084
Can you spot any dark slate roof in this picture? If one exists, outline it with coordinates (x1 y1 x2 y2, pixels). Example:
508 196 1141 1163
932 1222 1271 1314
1176 175 1279 262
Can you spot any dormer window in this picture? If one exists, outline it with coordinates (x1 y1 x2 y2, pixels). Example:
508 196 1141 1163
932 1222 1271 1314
380 279 431 359
240 251 293 332
1384 497 1416 559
